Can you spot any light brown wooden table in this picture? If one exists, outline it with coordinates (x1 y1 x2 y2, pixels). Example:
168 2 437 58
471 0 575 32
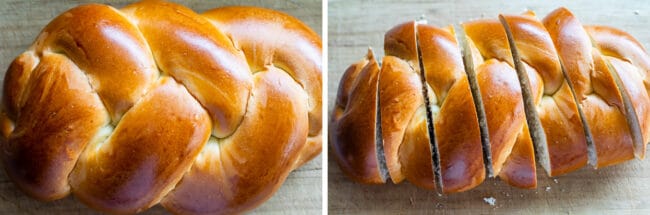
0 0 322 214
328 0 650 214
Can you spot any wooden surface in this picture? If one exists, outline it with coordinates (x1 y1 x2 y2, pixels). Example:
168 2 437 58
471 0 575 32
328 0 650 214
0 0 321 214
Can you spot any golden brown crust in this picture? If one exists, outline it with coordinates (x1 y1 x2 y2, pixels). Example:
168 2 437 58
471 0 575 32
587 25 650 158
418 25 464 104
543 8 593 100
31 4 157 122
501 12 588 177
499 123 537 189
382 22 438 188
1 1 321 214
498 61 543 188
330 51 384 184
379 56 425 183
332 6 649 196
463 17 540 188
434 77 484 193
162 68 308 215
463 20 513 65
384 21 419 66
1 52 38 120
589 50 634 165
398 107 435 190
336 22 436 189
488 13 579 183
544 7 635 168
70 77 211 213
202 5 322 138
475 59 526 175
502 14 565 95
2 53 108 201
121 1 252 138
585 25 650 85
607 57 650 156
417 24 485 193
540 84 589 176
202 6 322 167
501 12 590 178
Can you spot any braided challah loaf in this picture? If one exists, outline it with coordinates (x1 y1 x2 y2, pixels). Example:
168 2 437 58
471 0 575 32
0 1 322 214
331 7 649 193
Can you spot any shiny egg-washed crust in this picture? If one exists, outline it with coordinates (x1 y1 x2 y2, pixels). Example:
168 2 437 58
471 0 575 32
418 25 486 193
382 22 435 190
331 7 650 193
330 50 384 184
463 12 577 188
462 19 532 189
379 55 434 190
586 25 650 158
544 8 640 168
0 1 321 214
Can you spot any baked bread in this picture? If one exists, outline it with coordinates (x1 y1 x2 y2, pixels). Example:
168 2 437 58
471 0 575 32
331 7 649 193
0 1 322 214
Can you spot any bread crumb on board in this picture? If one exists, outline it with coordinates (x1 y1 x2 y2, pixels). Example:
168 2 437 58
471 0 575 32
483 197 496 206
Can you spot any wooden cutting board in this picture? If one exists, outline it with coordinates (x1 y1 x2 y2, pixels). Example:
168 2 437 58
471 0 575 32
0 0 322 214
328 0 650 214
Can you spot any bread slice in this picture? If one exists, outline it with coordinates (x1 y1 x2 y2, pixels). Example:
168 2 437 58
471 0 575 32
460 18 533 187
453 24 494 178
498 15 549 175
586 25 650 159
417 24 485 193
330 49 388 183
603 57 648 159
378 54 435 190
414 21 443 191
375 55 390 182
382 21 436 189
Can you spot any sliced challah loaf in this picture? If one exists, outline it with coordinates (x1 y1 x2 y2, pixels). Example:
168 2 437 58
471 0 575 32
331 7 649 193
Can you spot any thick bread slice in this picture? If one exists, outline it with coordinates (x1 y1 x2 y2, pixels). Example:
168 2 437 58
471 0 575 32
378 55 435 190
543 8 635 168
586 25 650 159
494 13 546 187
454 25 494 178
499 15 553 180
460 18 533 186
416 25 444 192
330 49 387 183
605 57 650 159
384 21 435 186
475 60 528 176
589 50 635 165
417 25 484 193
